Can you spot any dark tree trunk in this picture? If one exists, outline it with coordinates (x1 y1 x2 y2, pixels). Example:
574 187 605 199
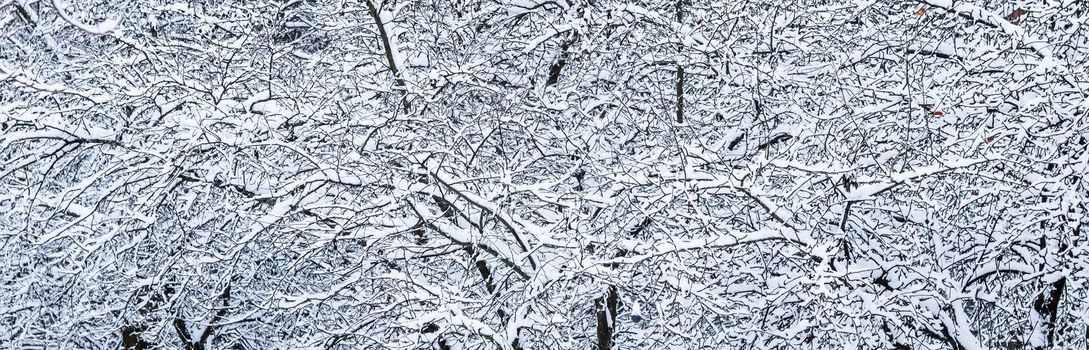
1032 277 1067 349
365 0 410 111
674 0 687 123
546 32 578 86
595 286 619 350
675 64 685 123
121 325 151 350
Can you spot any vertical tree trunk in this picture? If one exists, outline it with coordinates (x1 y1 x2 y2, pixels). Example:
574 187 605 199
593 218 650 349
365 0 410 111
546 32 578 86
1031 276 1067 349
1030 224 1074 350
675 65 685 123
595 286 619 350
674 0 687 124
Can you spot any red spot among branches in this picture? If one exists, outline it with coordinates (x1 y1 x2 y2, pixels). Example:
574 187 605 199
1007 8 1027 23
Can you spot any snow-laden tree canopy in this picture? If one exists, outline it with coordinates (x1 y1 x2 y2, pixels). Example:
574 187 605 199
2 0 1087 349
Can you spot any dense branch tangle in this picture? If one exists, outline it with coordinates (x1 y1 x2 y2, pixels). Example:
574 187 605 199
1 0 1087 349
